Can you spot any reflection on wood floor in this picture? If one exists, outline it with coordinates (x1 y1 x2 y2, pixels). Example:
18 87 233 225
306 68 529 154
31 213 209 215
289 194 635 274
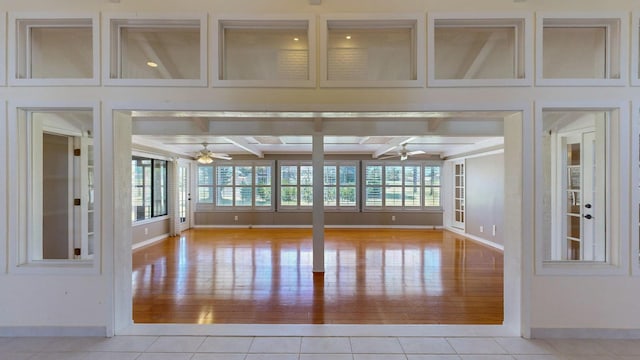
132 228 503 324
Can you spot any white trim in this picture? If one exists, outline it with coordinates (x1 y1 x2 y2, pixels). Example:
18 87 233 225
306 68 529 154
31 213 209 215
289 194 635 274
319 13 425 88
102 13 208 87
194 224 443 230
427 12 533 87
0 326 107 337
632 13 640 86
632 101 640 276
531 328 640 339
0 13 6 86
131 233 170 251
8 12 100 86
446 225 504 251
535 12 628 87
212 14 317 88
534 102 630 276
0 101 6 274
132 215 170 227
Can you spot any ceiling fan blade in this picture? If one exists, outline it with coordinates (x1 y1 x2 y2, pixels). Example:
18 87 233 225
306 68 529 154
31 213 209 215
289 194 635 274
211 153 232 160
407 150 426 156
378 154 399 160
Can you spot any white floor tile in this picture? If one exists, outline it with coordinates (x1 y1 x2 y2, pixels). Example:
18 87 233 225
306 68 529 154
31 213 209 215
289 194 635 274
300 355 354 360
459 356 515 360
245 354 299 360
406 356 461 360
146 336 205 353
350 337 404 354
137 353 194 360
301 337 352 353
192 354 247 360
399 338 456 354
545 339 610 355
45 337 105 352
197 337 254 353
88 336 157 352
249 337 301 353
28 352 91 360
494 338 553 355
86 352 142 360
512 355 562 360
446 338 506 355
0 337 56 352
353 355 407 360
597 339 640 355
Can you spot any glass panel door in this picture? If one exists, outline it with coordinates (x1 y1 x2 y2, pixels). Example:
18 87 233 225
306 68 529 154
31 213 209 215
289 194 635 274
453 161 465 229
178 162 190 231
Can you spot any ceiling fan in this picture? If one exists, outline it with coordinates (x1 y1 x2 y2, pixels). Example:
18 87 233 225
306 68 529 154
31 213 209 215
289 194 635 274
194 142 232 164
379 143 425 161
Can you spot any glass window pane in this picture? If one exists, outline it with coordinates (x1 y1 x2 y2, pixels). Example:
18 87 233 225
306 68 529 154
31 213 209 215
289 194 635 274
404 165 420 186
281 165 298 185
366 187 382 206
425 187 440 207
340 186 356 206
434 26 516 80
119 26 200 80
198 187 213 203
385 186 403 206
198 166 214 185
281 186 297 206
152 160 167 217
324 166 337 185
327 26 415 81
300 186 313 206
255 186 272 207
543 27 606 79
217 166 233 185
366 165 382 185
385 166 402 185
223 27 309 81
256 166 272 185
30 26 93 79
235 187 252 206
216 186 233 206
324 187 337 206
300 166 313 185
235 166 253 186
404 186 421 207
339 165 356 185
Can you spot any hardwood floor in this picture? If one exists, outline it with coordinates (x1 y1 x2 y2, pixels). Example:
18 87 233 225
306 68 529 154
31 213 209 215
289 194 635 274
132 228 503 324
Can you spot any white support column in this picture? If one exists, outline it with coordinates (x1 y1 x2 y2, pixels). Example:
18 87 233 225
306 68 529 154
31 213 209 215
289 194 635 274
312 118 324 273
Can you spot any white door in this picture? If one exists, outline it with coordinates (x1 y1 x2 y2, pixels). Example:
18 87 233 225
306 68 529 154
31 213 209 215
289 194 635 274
557 124 605 261
177 162 191 232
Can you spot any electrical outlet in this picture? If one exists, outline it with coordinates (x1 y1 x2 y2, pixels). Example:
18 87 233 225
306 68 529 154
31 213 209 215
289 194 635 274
234 215 238 221
144 227 148 235
480 226 484 233
492 225 496 236
391 215 396 221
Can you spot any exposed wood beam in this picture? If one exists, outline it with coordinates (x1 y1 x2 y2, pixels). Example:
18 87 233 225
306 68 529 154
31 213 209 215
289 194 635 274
372 136 415 158
225 136 264 158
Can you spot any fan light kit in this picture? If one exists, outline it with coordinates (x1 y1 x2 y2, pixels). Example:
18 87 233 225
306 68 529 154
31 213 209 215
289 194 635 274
379 143 425 161
195 142 231 164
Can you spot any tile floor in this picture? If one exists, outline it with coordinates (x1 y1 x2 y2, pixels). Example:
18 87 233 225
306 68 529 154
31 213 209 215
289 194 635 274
1 336 639 360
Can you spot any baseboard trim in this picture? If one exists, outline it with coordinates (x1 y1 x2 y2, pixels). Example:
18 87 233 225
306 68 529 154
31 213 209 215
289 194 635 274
132 233 170 251
0 326 107 337
445 226 504 251
531 328 640 339
194 225 443 229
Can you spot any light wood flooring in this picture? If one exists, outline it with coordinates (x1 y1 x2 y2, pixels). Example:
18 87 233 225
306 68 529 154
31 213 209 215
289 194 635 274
132 228 503 324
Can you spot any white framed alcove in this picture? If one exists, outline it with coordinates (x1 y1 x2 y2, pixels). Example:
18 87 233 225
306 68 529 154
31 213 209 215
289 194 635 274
103 13 207 87
427 13 532 87
534 102 630 276
6 102 102 275
320 13 425 88
212 14 316 88
7 12 100 86
535 13 628 87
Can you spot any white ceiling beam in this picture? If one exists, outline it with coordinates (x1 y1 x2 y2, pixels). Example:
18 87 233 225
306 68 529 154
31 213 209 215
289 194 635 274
372 136 415 158
225 136 264 158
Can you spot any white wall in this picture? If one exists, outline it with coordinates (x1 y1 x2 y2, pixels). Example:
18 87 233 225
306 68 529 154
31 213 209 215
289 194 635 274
0 0 639 337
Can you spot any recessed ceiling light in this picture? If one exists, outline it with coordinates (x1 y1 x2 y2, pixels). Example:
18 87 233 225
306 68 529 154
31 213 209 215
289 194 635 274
345 35 352 40
146 61 158 68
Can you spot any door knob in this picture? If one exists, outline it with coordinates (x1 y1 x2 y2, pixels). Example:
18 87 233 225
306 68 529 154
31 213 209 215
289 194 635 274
585 203 592 208
583 214 593 219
